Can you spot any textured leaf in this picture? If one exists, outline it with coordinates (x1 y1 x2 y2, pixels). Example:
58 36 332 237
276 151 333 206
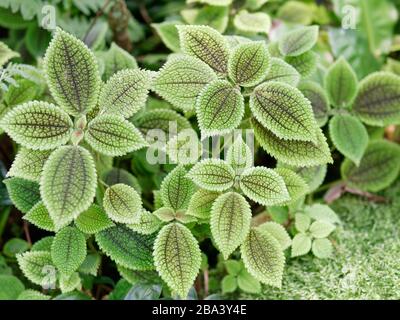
95 225 155 270
0 275 24 300
4 177 40 213
285 51 317 78
309 221 335 239
24 201 55 232
252 118 332 167
298 81 330 127
264 57 300 87
353 72 400 126
341 140 400 192
257 222 291 250
250 81 318 142
225 35 251 49
17 289 50 300
226 135 253 174
281 163 327 193
41 146 97 230
103 184 142 224
304 204 340 224
59 272 81 293
153 55 217 111
0 41 19 66
153 207 175 222
295 213 311 233
117 265 161 285
167 130 202 165
279 26 319 57
196 80 244 137
75 204 114 234
128 210 162 235
325 57 358 108
99 69 151 119
31 237 54 252
277 1 314 25
233 10 271 34
1 101 73 150
188 159 235 192
86 114 147 156
160 166 195 211
241 228 285 288
291 233 312 257
3 78 42 107
17 251 56 287
228 41 270 87
177 25 229 74
153 223 201 298
239 167 289 206
311 238 333 259
78 253 101 276
44 28 100 116
210 192 251 259
51 226 86 276
329 114 369 166
103 168 141 194
152 21 183 52
186 189 220 219
274 167 308 205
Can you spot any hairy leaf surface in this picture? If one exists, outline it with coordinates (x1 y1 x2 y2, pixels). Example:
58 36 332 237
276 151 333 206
186 189 220 219
17 251 56 286
226 135 253 173
257 222 291 250
128 210 162 235
274 167 308 205
4 177 40 213
152 21 183 52
75 204 114 234
24 201 55 232
280 163 327 193
103 168 141 194
59 272 81 293
298 81 330 127
264 58 300 87
279 26 319 57
285 51 317 77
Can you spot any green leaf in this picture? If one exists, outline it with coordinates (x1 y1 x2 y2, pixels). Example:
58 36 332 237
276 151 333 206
99 69 151 119
225 260 242 276
228 41 270 87
17 289 50 300
3 238 29 258
311 238 333 259
210 192 251 259
25 24 51 57
188 159 235 192
239 167 289 206
274 167 308 205
31 237 54 252
341 140 400 192
3 78 42 107
196 80 244 137
222 275 237 293
59 272 81 293
153 223 201 298
4 177 40 213
279 26 319 57
193 6 229 34
153 207 175 222
75 204 114 234
250 81 318 142
177 25 229 74
241 228 285 288
225 35 251 49
78 253 101 276
95 225 155 270
117 265 161 285
285 51 318 78
257 222 291 250
152 21 183 52
295 213 311 233
24 201 55 232
186 189 220 219
264 58 300 87
0 275 24 300
85 114 147 156
304 204 340 224
187 0 232 6
353 72 400 126
233 10 271 34
0 41 19 66
17 251 56 287
160 166 195 211
252 118 332 167
280 163 327 193
226 135 253 174
325 57 358 108
291 233 312 257
51 227 86 276
237 269 261 294
277 1 314 25
41 146 97 230
167 130 203 165
128 210 162 235
298 81 330 127
1 101 73 150
103 184 142 224
329 114 369 166
153 55 217 111
44 28 100 116
309 221 335 238
103 168 141 194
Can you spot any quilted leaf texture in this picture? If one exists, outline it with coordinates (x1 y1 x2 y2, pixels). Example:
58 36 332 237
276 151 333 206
226 135 253 173
252 118 332 167
329 114 369 166
44 28 100 116
177 25 229 74
1 101 73 150
7 148 51 182
51 226 87 276
17 251 55 287
99 69 151 119
298 81 330 127
153 55 217 111
24 201 55 232
59 272 81 293
95 224 155 270
85 114 147 156
117 265 161 285
103 168 141 194
233 10 271 34
241 228 285 288
186 189 220 219
278 26 319 57
128 210 162 235
325 57 358 108
210 192 251 259
152 21 183 52
274 167 308 205
75 204 114 234
239 167 289 206
250 81 318 142
257 222 291 250
31 237 54 252
353 72 400 126
341 140 400 192
285 51 317 78
279 163 327 193
188 159 235 191
17 290 50 300
160 166 195 211
225 35 251 49
228 41 270 87
103 184 142 224
4 177 40 213
196 80 244 137
153 223 201 298
40 146 97 231
264 57 300 87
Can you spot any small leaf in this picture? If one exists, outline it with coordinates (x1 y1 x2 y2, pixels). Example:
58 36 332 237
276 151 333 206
264 57 300 87
3 78 42 107
274 167 308 205
225 35 251 49
78 253 101 276
225 260 242 276
17 251 56 287
291 233 312 257
325 57 358 108
59 272 81 293
188 159 235 192
24 201 55 232
196 80 244 137
51 226 86 276
44 28 100 116
85 114 147 156
153 223 201 298
233 10 271 34
2 238 29 258
0 41 19 66
309 221 335 238
279 26 319 57
312 238 333 259
186 189 220 219
239 167 289 206
250 81 318 142
210 192 252 259
304 204 340 224
0 275 25 300
298 81 330 127
152 21 183 52
329 114 369 166
222 275 237 293
285 51 317 78
226 135 253 174
257 222 291 250
241 228 285 288
193 6 229 33
1 101 73 150
31 237 54 252
128 210 162 235
75 204 114 234
280 163 327 193
153 207 176 222
295 213 311 233
4 177 40 213
237 269 261 294
167 130 202 165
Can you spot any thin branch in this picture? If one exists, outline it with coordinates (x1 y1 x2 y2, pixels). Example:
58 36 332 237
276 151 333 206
23 221 32 246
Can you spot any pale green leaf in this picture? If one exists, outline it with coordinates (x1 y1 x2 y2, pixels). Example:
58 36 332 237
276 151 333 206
31 237 54 252
233 10 271 34
274 167 308 205
280 163 327 193
264 57 300 87
152 21 183 52
257 222 291 250
279 26 319 57
285 51 318 78
103 168 141 194
75 204 114 234
0 41 19 66
193 6 229 34
237 269 261 294
4 177 40 213
298 81 330 127
311 238 333 259
153 207 176 222
277 1 314 25
78 253 101 276
222 275 237 293
224 35 251 49
304 204 340 224
128 210 162 235
59 272 81 293
24 201 55 232
17 251 56 287
17 289 50 300
295 213 311 233
186 189 220 219
226 135 253 174
167 130 202 165
291 233 312 257
309 221 335 238
3 78 42 107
